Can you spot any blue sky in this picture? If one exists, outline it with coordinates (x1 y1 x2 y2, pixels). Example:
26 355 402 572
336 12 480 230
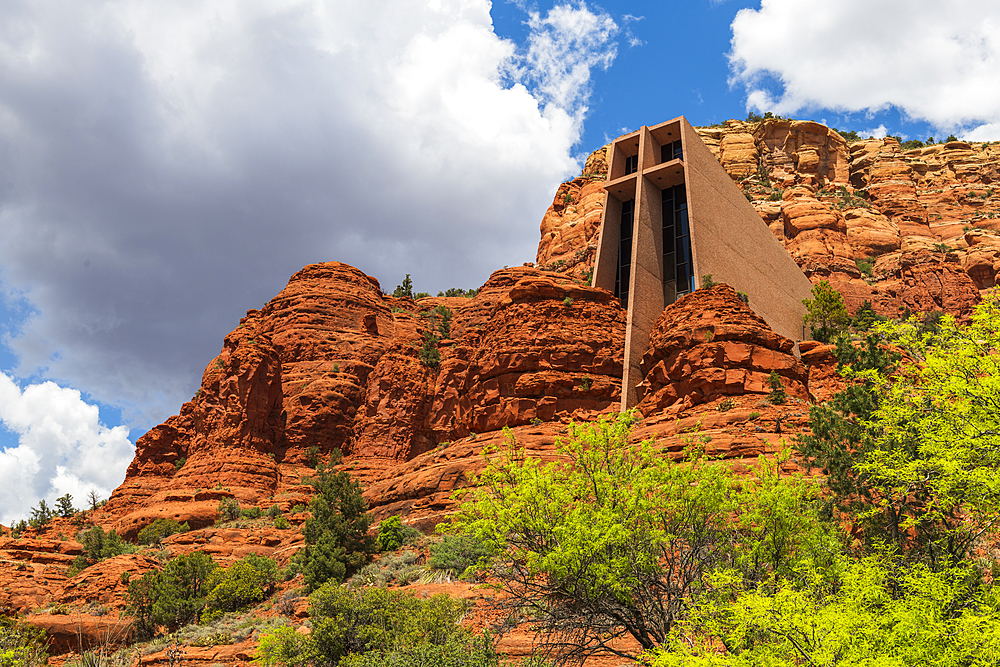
1 0 998 523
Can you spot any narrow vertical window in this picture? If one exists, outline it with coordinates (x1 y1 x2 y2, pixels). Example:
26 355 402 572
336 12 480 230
615 199 634 308
624 154 638 175
662 184 692 305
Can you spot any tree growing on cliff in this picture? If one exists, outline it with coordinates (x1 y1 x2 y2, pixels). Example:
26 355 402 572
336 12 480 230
393 275 414 299
802 280 850 343
448 414 836 663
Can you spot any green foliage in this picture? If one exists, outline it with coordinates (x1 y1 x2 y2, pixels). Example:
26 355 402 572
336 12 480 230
736 291 749 304
217 497 240 522
414 292 431 299
128 551 218 636
419 330 441 368
449 414 835 661
802 280 850 342
301 464 375 592
55 494 76 518
393 275 414 299
851 299 883 331
374 516 418 553
137 519 190 546
255 625 317 667
653 556 1000 666
274 516 290 530
947 133 959 142
438 288 478 298
81 526 131 561
28 500 53 528
0 616 49 667
339 635 498 667
766 371 786 405
848 297 1000 565
205 554 278 615
10 520 27 538
699 274 717 289
796 333 902 546
901 138 925 150
428 535 493 578
562 297 573 307
306 446 321 468
716 398 735 412
241 506 262 519
173 457 186 472
432 305 452 339
833 128 861 142
854 256 874 277
309 585 469 665
766 189 783 201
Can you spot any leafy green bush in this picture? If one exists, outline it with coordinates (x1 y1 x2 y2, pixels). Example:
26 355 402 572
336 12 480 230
340 635 498 667
449 413 836 662
205 554 278 615
81 526 132 561
274 516 290 530
137 519 190 546
241 506 262 519
376 516 405 552
308 585 469 665
0 616 49 667
429 535 493 577
128 551 217 637
393 275 414 299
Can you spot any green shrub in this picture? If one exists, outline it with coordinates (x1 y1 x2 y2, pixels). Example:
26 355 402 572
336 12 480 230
205 554 278 615
266 504 282 518
716 398 735 412
55 493 77 518
737 291 749 304
340 635 498 667
700 274 717 289
128 551 217 637
563 297 573 307
241 506 262 519
418 331 441 368
81 526 131 561
428 535 493 577
28 500 53 528
307 585 469 665
393 275 414 299
217 497 240 522
137 519 190 546
173 457 186 472
274 516 290 530
255 625 317 667
376 516 405 553
0 616 49 667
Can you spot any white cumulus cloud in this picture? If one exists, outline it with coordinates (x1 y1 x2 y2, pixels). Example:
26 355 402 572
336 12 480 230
0 372 134 526
0 0 619 429
728 0 1000 139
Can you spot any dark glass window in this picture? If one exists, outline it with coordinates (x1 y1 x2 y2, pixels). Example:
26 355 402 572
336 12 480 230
661 139 683 163
624 154 638 175
614 200 634 307
661 184 692 305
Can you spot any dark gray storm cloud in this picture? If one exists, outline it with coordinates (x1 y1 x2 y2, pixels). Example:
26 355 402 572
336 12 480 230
0 0 619 430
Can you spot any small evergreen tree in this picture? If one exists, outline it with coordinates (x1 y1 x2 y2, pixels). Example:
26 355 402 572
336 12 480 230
393 275 414 299
55 494 76 518
301 465 375 592
803 280 850 343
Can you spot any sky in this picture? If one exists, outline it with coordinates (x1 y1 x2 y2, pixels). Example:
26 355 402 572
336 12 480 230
1 0 999 524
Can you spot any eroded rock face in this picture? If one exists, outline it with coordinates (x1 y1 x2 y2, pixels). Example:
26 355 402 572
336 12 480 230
635 284 809 415
103 263 625 535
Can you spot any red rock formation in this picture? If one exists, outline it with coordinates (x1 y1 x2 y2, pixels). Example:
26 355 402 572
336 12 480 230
635 284 809 415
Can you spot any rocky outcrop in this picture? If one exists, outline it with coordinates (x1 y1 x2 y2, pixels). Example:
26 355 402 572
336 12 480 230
103 263 625 536
635 284 809 415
